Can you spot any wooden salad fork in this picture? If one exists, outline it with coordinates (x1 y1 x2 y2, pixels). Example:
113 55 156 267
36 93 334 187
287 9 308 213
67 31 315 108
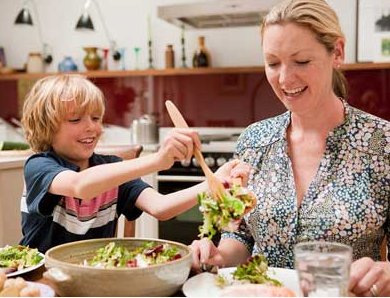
165 100 227 202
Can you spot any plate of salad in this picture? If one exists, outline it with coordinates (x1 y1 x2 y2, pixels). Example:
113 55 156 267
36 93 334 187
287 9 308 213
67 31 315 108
197 179 257 239
0 245 44 277
182 255 299 297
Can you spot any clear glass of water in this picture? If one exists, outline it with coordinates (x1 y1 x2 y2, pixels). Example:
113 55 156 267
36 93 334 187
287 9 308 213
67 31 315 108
294 241 352 297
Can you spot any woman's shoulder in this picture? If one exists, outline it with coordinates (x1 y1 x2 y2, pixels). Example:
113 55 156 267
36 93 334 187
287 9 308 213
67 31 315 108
237 111 290 149
349 106 390 155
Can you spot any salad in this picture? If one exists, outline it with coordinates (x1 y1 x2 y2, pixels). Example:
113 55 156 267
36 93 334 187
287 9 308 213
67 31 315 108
84 241 182 268
217 254 282 287
0 245 43 274
198 180 256 239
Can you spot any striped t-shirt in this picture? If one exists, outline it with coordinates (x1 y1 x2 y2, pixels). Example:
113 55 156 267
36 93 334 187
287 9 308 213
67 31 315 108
20 150 150 253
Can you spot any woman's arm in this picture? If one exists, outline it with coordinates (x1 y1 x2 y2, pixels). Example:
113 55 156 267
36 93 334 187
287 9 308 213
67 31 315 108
190 238 251 273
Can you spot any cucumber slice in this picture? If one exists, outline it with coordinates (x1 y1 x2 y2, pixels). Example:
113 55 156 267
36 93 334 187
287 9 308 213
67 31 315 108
0 141 30 150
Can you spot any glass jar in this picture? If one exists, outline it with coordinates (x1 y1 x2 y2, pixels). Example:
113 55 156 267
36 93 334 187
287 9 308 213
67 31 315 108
27 52 44 73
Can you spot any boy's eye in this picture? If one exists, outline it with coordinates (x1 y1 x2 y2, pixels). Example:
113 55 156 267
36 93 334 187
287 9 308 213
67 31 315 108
92 116 101 121
296 60 310 65
69 118 80 123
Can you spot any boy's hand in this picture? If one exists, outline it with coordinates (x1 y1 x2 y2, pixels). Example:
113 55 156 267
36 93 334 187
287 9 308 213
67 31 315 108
215 159 251 186
157 128 201 170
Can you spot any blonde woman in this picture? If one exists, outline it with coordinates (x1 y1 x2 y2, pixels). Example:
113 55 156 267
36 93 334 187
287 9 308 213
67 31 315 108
190 0 390 296
20 74 250 253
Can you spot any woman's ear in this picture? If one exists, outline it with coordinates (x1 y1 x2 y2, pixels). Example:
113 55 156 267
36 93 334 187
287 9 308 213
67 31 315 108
333 38 345 68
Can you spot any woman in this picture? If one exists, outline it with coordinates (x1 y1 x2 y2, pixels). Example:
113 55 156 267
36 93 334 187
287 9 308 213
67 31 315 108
190 0 390 296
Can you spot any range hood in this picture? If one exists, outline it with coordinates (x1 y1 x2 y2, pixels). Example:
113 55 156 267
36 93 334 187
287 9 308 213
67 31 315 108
157 0 281 29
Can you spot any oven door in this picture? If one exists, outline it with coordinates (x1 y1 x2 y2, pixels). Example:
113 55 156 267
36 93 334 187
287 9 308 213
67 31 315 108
157 176 221 245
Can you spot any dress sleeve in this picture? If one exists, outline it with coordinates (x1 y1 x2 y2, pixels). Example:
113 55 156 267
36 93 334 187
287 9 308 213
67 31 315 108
117 178 151 221
24 156 68 216
221 218 255 254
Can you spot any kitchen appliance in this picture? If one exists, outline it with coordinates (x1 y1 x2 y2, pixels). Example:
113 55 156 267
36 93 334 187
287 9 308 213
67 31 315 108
157 0 282 29
131 114 159 144
157 127 244 245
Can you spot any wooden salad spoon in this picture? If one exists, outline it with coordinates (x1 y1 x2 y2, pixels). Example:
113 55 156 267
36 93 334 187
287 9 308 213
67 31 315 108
165 100 227 202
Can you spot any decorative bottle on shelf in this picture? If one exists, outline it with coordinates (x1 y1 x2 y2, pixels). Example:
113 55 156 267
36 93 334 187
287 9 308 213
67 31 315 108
192 36 211 68
165 44 175 69
83 47 101 71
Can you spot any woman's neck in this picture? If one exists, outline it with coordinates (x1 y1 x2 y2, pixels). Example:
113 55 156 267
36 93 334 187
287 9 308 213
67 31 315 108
289 95 345 136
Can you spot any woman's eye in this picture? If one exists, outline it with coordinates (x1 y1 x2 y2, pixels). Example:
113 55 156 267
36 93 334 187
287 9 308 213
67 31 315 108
267 62 279 68
296 60 310 65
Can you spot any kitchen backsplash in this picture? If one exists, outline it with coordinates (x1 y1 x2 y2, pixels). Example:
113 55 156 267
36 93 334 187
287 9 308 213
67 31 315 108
0 69 389 128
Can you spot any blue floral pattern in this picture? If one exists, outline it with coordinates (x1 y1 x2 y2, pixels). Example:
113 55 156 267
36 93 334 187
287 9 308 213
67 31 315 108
222 101 390 269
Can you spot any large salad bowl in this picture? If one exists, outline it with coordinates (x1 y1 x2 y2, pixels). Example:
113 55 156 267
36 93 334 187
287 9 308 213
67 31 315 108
44 238 192 297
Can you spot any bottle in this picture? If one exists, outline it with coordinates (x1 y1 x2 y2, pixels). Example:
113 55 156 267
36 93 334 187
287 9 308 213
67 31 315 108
27 52 44 73
192 36 211 68
165 44 175 69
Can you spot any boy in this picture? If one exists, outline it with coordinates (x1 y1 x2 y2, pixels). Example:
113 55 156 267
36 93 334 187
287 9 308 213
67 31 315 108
20 74 249 253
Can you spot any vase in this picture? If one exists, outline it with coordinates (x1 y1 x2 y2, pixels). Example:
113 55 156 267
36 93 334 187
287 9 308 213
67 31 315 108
83 47 101 70
58 56 78 72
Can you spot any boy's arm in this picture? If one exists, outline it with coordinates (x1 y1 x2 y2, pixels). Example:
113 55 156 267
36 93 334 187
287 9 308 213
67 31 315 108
134 160 250 220
49 129 201 200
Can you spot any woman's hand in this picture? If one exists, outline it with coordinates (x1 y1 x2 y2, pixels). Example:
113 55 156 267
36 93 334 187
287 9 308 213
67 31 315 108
189 238 225 274
156 128 201 170
349 257 390 296
215 159 251 186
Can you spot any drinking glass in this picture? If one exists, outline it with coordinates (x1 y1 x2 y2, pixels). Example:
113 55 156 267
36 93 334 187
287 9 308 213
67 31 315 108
294 241 352 297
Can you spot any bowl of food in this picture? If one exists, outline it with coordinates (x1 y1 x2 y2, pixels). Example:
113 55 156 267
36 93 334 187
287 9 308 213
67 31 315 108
43 238 192 297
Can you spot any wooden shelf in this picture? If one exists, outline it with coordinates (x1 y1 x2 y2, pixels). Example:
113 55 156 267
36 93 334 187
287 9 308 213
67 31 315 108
1 62 389 81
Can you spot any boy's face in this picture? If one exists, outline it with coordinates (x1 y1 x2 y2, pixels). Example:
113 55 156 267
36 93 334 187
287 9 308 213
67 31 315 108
52 109 103 170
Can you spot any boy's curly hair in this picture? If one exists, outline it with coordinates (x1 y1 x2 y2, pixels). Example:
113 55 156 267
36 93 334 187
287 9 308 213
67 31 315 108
21 74 105 152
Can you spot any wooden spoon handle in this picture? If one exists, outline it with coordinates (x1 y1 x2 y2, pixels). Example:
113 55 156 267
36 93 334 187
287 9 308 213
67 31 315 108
165 100 214 179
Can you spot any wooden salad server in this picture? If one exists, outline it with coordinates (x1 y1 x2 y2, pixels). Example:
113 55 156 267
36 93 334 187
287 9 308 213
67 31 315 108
165 100 227 202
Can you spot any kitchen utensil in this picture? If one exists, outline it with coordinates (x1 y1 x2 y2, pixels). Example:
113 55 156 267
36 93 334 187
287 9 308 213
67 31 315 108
131 114 159 144
43 238 191 297
165 100 226 202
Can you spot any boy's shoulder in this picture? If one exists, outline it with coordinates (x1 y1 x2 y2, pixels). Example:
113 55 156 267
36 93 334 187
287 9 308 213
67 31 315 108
26 151 123 169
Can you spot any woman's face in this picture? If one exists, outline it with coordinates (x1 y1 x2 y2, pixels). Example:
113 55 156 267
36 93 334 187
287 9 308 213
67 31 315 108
52 104 103 170
262 23 341 115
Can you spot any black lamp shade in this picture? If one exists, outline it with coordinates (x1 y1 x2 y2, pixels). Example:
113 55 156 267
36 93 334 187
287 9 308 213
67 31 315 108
14 8 33 25
76 13 94 30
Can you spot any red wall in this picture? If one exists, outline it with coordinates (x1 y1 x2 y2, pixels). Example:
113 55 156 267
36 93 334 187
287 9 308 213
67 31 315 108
0 69 389 128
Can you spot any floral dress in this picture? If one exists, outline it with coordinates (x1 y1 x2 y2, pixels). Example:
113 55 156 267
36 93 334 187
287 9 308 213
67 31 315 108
222 101 390 269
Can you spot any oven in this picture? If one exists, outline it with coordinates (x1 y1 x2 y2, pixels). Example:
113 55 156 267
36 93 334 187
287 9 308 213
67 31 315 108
156 127 243 245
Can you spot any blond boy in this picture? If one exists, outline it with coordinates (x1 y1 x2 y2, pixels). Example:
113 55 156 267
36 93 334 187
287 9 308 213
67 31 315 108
20 74 248 252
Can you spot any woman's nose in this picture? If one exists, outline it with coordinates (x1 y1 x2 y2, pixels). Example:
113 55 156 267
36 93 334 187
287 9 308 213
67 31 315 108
278 65 293 85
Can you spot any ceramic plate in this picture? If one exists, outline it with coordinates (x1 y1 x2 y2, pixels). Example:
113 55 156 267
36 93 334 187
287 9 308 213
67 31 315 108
182 267 300 297
5 252 45 277
26 281 55 297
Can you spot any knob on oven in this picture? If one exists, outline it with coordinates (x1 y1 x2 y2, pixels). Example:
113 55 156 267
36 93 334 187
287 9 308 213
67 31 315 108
180 159 191 167
216 157 227 167
205 156 215 167
192 157 199 167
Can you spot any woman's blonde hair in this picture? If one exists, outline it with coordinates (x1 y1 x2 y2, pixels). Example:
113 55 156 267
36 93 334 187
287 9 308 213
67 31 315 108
260 0 348 99
21 74 105 152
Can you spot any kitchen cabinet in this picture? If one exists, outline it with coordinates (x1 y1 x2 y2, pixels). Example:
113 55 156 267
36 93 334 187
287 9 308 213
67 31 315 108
0 157 26 246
